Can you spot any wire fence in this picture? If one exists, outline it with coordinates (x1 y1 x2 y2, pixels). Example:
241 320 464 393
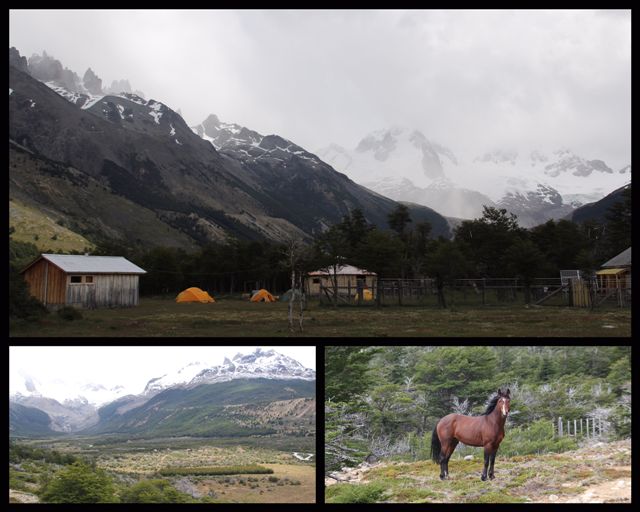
317 277 631 308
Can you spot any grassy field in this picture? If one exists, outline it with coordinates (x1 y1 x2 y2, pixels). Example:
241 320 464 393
10 436 316 504
325 439 631 504
10 296 631 337
9 199 94 253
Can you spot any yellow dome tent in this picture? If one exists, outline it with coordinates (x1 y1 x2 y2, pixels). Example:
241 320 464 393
250 289 276 302
176 287 215 303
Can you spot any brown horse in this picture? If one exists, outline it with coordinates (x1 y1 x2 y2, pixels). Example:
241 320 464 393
431 388 511 481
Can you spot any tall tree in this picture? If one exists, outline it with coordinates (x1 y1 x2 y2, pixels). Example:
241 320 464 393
454 206 525 276
387 204 412 239
604 185 631 259
325 346 379 402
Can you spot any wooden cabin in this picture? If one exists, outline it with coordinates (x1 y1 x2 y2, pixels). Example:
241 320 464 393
595 247 631 292
21 254 146 309
306 264 376 297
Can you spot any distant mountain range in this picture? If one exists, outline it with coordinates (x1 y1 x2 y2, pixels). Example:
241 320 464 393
318 128 630 227
9 47 450 249
9 349 316 438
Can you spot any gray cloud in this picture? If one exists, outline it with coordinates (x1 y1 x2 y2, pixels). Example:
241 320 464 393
9 9 630 168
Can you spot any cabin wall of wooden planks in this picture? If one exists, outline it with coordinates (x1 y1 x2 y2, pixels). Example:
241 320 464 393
22 259 66 305
22 258 140 308
66 275 140 308
306 274 376 296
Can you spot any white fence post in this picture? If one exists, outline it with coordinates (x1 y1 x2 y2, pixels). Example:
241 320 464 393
558 417 563 437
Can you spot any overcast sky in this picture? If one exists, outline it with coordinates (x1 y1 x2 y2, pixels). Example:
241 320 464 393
9 346 315 399
9 9 631 167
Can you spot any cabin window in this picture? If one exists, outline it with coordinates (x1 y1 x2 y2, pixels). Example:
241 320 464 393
70 275 82 283
85 275 94 284
312 278 320 284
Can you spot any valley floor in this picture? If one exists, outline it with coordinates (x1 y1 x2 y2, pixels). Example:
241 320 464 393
10 297 631 337
9 436 315 504
325 439 631 504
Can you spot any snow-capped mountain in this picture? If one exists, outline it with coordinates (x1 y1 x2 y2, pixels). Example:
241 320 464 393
10 374 128 407
189 348 316 386
143 360 213 394
318 129 631 226
143 348 316 394
191 114 324 167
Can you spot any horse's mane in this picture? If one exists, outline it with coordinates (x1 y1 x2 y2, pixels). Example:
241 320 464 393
481 394 500 415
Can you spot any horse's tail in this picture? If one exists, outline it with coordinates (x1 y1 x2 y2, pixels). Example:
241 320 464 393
430 423 441 463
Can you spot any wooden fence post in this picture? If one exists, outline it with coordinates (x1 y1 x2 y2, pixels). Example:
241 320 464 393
580 419 583 435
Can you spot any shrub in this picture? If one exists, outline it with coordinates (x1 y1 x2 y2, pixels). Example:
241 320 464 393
120 479 195 503
57 306 83 321
326 482 386 504
9 266 47 320
39 462 117 503
159 465 273 477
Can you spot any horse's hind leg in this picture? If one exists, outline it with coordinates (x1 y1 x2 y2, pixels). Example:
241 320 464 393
443 439 459 479
439 439 458 480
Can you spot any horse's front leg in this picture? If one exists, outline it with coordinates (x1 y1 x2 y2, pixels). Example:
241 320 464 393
489 451 497 480
481 446 492 481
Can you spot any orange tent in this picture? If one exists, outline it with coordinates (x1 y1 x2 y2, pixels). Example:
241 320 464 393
250 289 276 302
176 287 215 303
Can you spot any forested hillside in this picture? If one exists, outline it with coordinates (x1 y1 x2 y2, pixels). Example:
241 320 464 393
325 346 631 472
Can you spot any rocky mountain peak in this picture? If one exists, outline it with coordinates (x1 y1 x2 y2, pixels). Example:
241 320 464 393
9 47 29 74
82 67 103 95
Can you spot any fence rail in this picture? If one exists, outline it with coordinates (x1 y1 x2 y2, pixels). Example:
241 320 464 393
553 416 611 438
317 276 630 308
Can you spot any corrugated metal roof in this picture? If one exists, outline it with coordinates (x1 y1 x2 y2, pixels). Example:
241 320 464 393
40 254 146 274
308 264 376 276
602 247 631 268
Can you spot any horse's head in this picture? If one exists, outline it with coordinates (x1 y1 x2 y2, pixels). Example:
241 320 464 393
497 388 511 417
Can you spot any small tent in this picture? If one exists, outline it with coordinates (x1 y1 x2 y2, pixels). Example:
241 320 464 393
176 287 215 303
279 289 303 302
250 289 276 302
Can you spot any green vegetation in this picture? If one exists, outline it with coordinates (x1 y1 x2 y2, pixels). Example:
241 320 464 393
159 464 274 476
9 199 95 253
39 462 118 503
120 479 196 503
326 346 631 472
325 439 631 503
326 482 387 503
57 306 83 321
8 297 631 337
9 436 315 504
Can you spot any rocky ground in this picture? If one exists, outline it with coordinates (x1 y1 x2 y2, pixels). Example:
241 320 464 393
325 439 631 503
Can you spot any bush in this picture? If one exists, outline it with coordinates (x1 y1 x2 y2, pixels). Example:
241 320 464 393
9 266 47 320
120 479 195 503
498 419 578 456
57 306 83 321
159 465 273 477
326 482 386 504
39 462 117 503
